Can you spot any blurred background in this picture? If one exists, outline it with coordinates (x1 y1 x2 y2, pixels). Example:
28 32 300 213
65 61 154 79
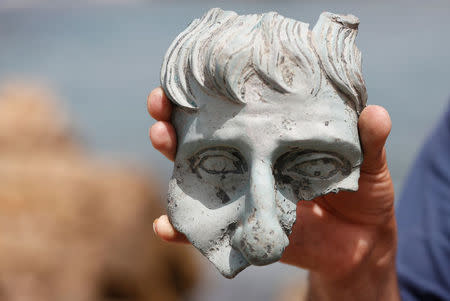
0 0 449 300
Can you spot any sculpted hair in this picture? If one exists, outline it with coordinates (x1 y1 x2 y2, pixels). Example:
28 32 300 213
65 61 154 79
161 8 367 114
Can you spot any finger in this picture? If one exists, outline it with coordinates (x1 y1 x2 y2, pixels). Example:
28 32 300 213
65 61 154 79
153 215 189 243
149 121 177 161
358 105 392 174
147 87 172 121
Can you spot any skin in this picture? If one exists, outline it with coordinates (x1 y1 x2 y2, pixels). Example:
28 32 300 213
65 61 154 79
148 87 400 300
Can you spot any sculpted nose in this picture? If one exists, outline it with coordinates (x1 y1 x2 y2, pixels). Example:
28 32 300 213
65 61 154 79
232 159 289 265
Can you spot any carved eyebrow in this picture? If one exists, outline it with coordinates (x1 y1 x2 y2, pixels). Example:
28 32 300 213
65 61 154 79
276 137 356 148
181 136 251 156
190 146 242 157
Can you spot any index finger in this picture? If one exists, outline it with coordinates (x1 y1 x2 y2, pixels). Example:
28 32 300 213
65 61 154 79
154 215 189 244
147 87 173 121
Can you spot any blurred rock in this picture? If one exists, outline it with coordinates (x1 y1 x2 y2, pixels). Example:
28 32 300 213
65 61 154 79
0 82 197 301
0 83 78 155
274 277 308 301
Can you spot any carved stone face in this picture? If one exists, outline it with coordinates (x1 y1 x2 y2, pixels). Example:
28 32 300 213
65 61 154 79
161 8 367 278
168 83 362 278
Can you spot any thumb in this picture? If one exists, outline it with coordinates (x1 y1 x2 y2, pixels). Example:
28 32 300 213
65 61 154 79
358 105 392 174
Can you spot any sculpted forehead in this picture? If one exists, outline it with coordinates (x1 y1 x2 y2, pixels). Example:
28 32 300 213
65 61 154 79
173 90 360 159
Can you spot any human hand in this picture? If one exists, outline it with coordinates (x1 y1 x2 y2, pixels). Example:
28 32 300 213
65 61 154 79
148 87 399 299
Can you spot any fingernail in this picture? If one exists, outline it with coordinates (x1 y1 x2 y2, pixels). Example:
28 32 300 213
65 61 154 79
153 218 158 234
153 88 162 101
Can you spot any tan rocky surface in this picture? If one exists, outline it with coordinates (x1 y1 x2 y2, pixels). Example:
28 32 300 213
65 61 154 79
0 82 197 301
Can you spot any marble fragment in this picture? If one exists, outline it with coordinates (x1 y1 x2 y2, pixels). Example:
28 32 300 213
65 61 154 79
160 8 367 278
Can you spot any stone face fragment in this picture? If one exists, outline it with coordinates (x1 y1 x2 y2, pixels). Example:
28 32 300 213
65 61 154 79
161 8 367 278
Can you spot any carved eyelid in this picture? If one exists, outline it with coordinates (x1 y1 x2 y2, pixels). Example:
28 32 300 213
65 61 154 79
284 152 344 169
273 150 351 178
188 146 248 175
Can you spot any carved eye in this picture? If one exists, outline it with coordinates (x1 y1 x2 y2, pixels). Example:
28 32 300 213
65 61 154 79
286 156 342 179
199 155 242 174
274 150 350 181
189 147 247 176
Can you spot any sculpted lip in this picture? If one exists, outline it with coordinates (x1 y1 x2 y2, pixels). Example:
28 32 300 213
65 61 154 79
160 8 367 278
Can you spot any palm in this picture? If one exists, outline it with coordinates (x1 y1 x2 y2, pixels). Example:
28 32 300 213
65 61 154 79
281 160 395 278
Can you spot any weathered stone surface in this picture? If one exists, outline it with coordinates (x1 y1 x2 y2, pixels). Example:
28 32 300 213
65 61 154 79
160 8 367 278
